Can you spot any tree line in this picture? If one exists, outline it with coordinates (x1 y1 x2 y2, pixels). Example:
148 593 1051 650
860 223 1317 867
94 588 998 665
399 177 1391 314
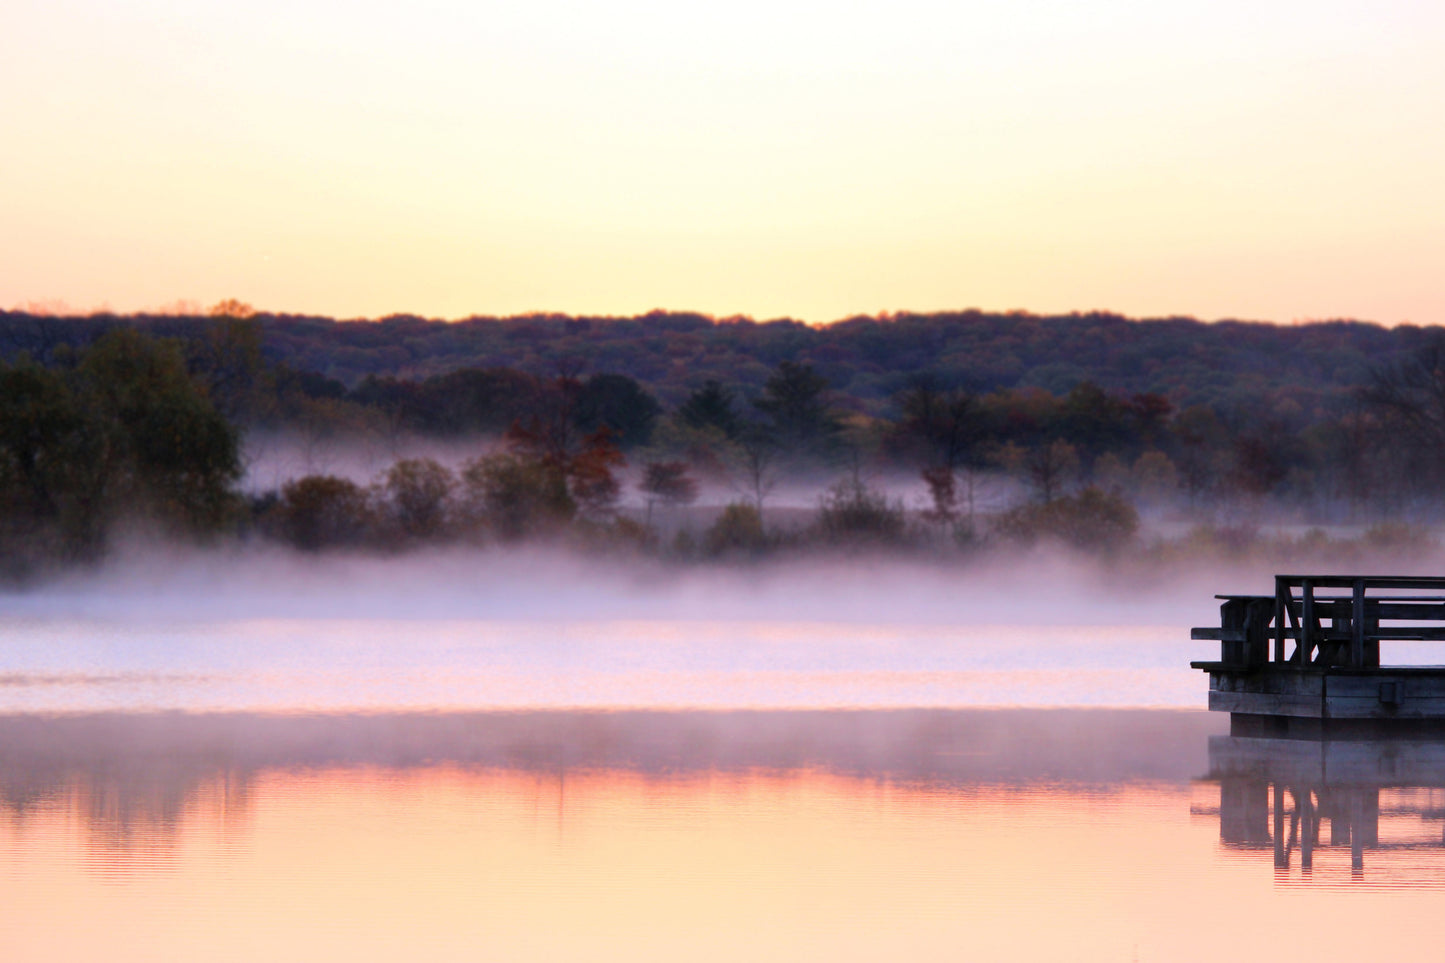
0 305 1417 417
5 313 1445 575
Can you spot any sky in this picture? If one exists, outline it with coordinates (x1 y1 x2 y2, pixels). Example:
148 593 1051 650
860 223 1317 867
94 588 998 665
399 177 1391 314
2 0 1442 324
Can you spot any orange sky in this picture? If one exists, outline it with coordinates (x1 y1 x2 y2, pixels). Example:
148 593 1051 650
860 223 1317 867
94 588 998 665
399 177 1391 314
2 0 1443 323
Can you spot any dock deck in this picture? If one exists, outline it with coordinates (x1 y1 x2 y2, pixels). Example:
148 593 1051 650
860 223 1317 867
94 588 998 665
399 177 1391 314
1192 575 1445 725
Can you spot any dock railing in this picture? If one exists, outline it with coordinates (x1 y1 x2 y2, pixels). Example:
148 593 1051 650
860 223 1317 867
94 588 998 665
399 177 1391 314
1192 576 1445 670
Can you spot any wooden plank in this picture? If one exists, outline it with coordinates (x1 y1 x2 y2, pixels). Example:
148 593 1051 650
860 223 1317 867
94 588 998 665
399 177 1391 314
1368 627 1445 640
1209 690 1323 717
1192 627 1245 641
1372 602 1445 619
1209 669 1325 717
1192 622 1445 646
1352 579 1366 669
1277 576 1445 589
1325 673 1445 720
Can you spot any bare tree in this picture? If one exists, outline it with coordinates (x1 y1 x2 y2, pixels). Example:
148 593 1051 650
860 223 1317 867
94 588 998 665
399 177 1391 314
1362 332 1445 495
729 425 778 515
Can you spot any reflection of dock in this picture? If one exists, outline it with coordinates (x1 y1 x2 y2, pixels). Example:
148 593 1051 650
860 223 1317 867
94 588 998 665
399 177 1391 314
1200 734 1445 880
1192 576 1445 727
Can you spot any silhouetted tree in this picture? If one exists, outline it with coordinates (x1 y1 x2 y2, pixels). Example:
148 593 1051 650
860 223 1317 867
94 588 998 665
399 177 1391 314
1003 439 1079 504
894 377 988 524
1363 331 1445 492
574 374 661 449
678 380 740 439
729 424 779 514
0 362 87 525
75 329 241 542
186 317 274 425
753 361 840 463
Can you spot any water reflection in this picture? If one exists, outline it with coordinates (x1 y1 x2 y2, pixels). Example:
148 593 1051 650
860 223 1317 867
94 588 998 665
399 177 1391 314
0 708 1216 855
1201 733 1445 887
9 709 1445 962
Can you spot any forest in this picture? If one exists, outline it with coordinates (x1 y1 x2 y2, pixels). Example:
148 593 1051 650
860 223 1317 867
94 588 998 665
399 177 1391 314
2 305 1444 576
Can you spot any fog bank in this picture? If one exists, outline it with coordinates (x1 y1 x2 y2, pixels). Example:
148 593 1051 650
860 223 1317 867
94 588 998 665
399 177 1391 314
0 540 1262 627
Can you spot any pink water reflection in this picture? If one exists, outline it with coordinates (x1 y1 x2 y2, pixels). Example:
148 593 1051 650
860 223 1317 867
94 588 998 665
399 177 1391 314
3 710 1445 962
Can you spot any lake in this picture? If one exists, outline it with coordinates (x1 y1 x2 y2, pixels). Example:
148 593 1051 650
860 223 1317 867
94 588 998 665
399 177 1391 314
2 606 1443 960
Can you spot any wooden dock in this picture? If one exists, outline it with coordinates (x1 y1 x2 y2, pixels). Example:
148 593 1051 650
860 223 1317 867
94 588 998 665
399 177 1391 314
1192 575 1445 728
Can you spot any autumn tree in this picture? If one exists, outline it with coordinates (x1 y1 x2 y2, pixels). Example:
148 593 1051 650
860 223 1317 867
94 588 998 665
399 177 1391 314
505 373 627 521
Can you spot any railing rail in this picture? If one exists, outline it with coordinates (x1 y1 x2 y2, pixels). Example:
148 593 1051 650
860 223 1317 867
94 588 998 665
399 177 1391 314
1192 576 1445 670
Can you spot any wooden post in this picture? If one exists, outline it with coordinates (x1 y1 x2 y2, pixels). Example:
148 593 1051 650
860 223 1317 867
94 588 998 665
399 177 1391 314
1352 578 1366 669
1274 576 1287 664
1221 600 1244 665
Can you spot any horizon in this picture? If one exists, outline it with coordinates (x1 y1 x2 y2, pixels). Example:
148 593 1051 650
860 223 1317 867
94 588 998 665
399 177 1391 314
1 301 1433 331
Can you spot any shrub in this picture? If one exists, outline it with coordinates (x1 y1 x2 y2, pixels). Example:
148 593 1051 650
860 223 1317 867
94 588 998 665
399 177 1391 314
813 479 907 545
382 458 455 540
704 502 768 556
993 486 1139 553
278 475 371 550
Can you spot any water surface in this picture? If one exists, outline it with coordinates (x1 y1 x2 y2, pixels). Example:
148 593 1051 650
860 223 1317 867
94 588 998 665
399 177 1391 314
0 616 1204 712
3 608 1443 960
3 708 1445 962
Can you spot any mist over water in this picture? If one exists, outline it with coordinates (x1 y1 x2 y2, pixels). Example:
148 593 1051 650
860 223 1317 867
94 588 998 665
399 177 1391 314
9 537 1445 714
0 541 1251 713
3 539 1229 622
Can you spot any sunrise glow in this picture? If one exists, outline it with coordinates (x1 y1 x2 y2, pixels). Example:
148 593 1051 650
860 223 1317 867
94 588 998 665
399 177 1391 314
3 0 1443 322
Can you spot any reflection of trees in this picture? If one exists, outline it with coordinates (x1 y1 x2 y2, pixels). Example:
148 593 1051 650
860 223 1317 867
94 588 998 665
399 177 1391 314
0 709 1217 852
0 714 258 866
1201 735 1445 882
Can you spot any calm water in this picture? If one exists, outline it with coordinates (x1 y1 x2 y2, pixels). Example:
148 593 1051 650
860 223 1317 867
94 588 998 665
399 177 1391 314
0 616 1204 712
3 615 1445 960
